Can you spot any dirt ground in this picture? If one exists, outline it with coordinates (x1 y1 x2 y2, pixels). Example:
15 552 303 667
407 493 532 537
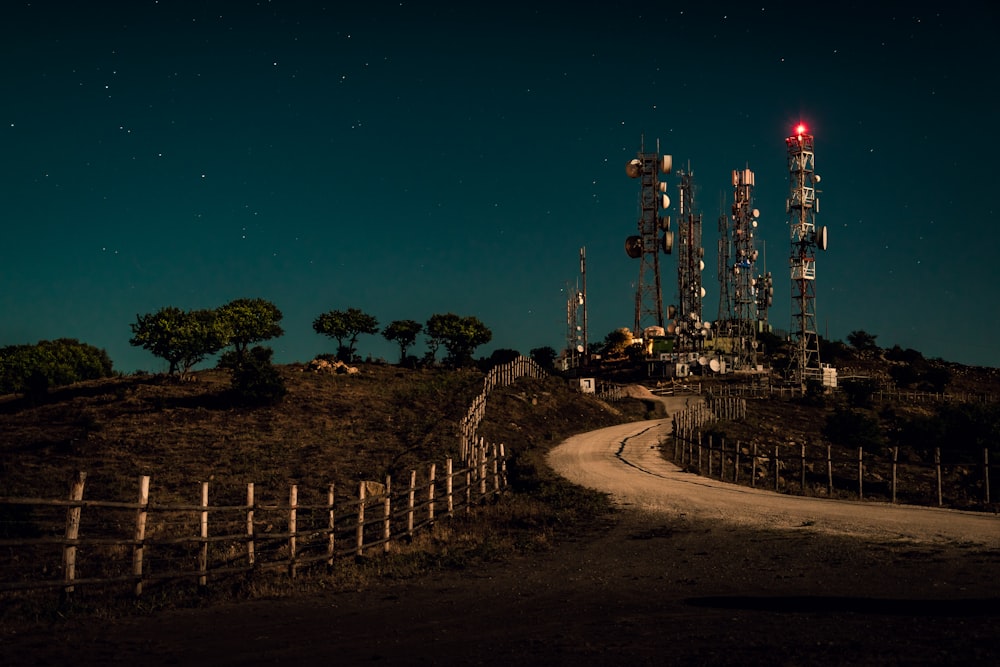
3 402 999 666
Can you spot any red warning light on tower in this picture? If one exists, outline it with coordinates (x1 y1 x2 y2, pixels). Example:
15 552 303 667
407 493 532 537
795 122 808 136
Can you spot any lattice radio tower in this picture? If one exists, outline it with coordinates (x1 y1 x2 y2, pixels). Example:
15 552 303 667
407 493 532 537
731 167 761 370
786 123 828 386
674 168 705 349
625 142 673 335
716 201 733 336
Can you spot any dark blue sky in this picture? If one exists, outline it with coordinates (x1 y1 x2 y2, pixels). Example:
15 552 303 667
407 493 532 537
2 2 997 371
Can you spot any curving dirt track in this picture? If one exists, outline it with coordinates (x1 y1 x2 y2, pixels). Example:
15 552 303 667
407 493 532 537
549 396 1000 548
4 399 1000 666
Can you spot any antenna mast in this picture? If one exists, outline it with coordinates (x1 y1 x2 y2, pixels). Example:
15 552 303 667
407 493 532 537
786 123 828 387
624 144 673 335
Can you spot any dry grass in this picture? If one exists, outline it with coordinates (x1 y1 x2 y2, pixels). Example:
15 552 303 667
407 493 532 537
0 363 652 622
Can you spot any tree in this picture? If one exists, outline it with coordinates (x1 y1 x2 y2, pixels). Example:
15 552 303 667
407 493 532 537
382 319 423 365
217 298 284 364
130 307 229 377
425 313 492 368
847 330 879 353
312 308 379 361
601 328 633 358
530 346 557 370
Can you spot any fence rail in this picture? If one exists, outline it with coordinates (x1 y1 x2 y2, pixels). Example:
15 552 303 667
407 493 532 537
667 398 995 509
0 440 507 599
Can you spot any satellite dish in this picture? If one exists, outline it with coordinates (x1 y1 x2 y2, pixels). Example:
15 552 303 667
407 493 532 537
626 159 641 178
709 358 721 373
666 322 676 334
662 230 674 254
659 181 668 193
698 356 708 366
752 208 760 218
576 345 584 353
625 235 642 258
703 320 713 330
661 194 671 209
699 259 705 271
661 154 672 174
812 174 821 183
698 247 704 257
700 286 706 298
689 311 697 321
752 219 758 228
816 225 828 251
659 215 671 230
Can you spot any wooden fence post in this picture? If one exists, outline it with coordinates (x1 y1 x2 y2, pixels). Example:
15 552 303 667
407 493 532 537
935 447 943 507
133 475 150 597
383 475 392 554
356 481 366 557
479 441 487 498
248 483 256 569
446 459 454 514
734 441 740 484
499 444 508 488
326 483 334 567
800 444 806 494
288 485 297 578
774 446 780 492
492 444 500 494
428 463 437 522
827 445 833 496
857 447 864 500
199 482 208 588
891 447 898 504
407 470 416 536
62 471 87 596
751 443 757 488
465 467 472 514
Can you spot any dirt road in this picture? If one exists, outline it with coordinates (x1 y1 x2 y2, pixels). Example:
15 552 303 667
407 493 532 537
4 402 999 666
548 396 1000 547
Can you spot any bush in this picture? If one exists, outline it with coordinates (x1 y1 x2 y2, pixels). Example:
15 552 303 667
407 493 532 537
228 346 287 406
0 339 114 397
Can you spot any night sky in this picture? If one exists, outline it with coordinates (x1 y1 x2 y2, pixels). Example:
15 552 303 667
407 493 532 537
2 2 997 372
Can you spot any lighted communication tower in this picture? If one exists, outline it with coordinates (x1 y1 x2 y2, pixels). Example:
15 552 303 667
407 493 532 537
731 167 761 370
625 144 673 335
673 168 706 349
786 123 828 386
564 247 588 368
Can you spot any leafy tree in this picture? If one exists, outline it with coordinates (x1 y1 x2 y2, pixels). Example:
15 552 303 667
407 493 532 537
885 345 924 364
217 298 284 364
382 319 423 365
847 330 879 353
601 328 632 358
425 313 492 368
312 308 379 361
530 346 558 370
130 307 229 377
0 339 114 398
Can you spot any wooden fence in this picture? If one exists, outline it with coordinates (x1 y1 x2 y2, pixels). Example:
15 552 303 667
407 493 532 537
459 356 546 463
0 442 507 598
667 399 995 509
